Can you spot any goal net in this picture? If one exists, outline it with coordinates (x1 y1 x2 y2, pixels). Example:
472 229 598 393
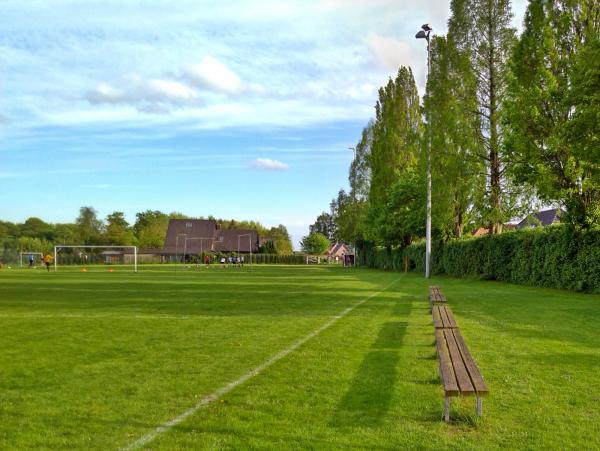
53 245 138 272
20 252 44 268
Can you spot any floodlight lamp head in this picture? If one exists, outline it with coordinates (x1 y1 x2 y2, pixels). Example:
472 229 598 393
422 23 432 32
415 30 427 39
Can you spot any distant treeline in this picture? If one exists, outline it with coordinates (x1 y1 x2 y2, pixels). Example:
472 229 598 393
0 206 293 263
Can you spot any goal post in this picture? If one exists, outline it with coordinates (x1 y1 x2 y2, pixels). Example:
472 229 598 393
53 245 138 272
19 252 44 267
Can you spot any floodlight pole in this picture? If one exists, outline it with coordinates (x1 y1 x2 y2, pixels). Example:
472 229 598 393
416 23 433 279
237 234 253 271
175 233 187 265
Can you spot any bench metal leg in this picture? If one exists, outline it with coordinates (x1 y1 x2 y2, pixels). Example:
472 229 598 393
476 397 482 417
444 396 450 422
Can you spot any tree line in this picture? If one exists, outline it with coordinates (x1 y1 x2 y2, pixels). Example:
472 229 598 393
0 206 293 260
311 0 599 249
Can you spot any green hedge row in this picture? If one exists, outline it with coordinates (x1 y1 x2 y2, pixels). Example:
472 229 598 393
248 254 305 264
358 226 600 293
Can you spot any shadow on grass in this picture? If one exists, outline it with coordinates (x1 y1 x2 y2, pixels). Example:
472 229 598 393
329 350 400 428
371 322 408 349
391 298 417 316
330 321 409 428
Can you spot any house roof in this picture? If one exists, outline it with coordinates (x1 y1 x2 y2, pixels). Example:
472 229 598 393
213 229 259 253
163 219 259 253
517 208 565 229
163 219 217 254
326 243 351 257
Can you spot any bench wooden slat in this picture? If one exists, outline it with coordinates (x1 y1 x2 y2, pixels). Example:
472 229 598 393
435 330 459 395
444 329 475 394
432 305 443 328
432 305 458 329
452 329 489 395
441 306 458 328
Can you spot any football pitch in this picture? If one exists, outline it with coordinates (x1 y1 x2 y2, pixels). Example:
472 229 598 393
0 265 599 449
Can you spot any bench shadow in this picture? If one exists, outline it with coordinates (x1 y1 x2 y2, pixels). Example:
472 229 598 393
371 322 408 349
330 321 408 428
391 299 415 316
329 350 399 428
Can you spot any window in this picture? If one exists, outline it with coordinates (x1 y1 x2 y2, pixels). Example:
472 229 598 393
186 222 193 229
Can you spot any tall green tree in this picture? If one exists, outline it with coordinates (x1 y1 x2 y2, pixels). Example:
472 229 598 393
467 0 516 233
76 206 103 244
349 121 374 201
105 212 135 245
20 217 55 241
367 66 422 245
505 0 600 227
134 210 169 249
267 225 293 254
424 34 483 239
337 122 374 244
309 212 336 241
300 232 330 255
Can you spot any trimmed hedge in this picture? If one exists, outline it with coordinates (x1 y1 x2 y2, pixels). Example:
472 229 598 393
359 226 600 293
249 254 306 264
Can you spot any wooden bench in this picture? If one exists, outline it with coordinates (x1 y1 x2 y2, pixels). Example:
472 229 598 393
432 304 458 329
429 285 447 311
435 328 489 421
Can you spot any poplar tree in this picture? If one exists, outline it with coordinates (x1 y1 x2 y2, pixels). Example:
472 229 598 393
367 66 422 244
467 0 516 233
425 34 482 238
336 122 374 244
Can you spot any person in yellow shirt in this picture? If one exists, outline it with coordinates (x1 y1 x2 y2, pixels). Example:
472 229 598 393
43 254 53 272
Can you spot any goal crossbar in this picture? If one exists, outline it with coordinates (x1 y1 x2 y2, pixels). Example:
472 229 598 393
53 245 138 272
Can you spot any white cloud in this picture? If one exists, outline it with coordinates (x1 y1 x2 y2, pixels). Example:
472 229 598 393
367 34 412 71
86 76 200 112
144 78 197 103
182 56 264 96
250 158 289 171
86 82 126 104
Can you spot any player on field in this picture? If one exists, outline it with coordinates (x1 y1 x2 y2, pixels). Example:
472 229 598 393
43 254 53 272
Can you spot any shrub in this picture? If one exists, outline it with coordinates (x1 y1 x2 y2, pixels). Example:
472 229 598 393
360 225 600 293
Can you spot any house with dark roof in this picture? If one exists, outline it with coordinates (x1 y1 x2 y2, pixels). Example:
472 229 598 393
326 243 351 259
163 219 260 257
517 208 565 229
213 229 259 253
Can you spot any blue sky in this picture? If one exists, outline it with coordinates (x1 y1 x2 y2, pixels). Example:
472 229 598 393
0 0 527 247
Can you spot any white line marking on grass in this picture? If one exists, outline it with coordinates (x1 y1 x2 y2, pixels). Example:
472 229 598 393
122 277 402 451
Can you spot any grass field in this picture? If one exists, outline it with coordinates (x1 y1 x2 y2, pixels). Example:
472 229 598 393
0 264 599 450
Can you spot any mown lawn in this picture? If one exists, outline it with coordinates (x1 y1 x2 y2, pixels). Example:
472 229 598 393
0 264 598 449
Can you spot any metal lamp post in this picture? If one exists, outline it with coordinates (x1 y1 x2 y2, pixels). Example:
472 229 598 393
416 23 432 279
